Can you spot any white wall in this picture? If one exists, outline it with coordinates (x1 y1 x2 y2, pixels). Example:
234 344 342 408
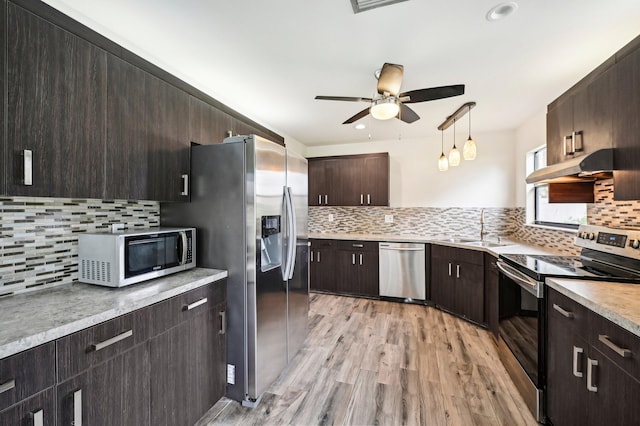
514 108 546 207
305 129 517 208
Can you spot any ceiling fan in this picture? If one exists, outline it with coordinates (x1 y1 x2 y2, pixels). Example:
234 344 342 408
315 63 465 124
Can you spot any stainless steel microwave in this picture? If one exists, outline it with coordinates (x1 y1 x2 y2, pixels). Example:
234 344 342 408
78 228 195 287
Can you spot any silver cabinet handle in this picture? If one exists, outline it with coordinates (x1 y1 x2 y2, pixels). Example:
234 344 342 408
456 264 460 279
367 194 371 205
573 130 583 152
180 174 189 196
23 149 33 185
352 244 364 248
553 303 574 318
587 358 598 392
598 334 632 358
324 195 328 204
448 263 452 276
219 311 226 335
91 329 133 351
573 346 584 377
360 194 364 205
563 134 572 156
0 379 16 394
352 254 356 265
184 297 208 311
317 252 321 263
31 409 44 426
310 251 314 262
318 195 322 205
74 389 83 426
359 254 363 265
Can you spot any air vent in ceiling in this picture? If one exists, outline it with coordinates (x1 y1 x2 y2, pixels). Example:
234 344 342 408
350 0 409 14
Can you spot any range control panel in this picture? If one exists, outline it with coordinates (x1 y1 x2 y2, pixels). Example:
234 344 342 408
575 224 640 259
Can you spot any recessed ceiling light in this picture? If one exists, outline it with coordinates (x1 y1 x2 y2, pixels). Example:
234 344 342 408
355 123 366 130
486 2 518 21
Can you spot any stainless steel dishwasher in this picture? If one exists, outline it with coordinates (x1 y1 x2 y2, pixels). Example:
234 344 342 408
379 242 426 301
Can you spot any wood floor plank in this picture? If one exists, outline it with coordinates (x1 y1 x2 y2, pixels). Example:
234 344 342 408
200 294 536 426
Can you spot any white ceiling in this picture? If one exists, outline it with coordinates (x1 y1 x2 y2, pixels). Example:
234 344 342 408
43 0 640 146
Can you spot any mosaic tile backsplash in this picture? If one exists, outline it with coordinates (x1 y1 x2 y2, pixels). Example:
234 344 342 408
310 180 639 256
0 197 159 297
1 179 638 297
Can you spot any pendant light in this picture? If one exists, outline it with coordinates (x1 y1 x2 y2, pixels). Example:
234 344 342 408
449 119 461 167
463 104 477 160
438 130 449 171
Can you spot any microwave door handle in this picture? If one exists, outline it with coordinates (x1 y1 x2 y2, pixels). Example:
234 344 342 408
179 231 187 265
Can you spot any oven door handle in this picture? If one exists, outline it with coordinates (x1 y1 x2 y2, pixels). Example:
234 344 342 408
497 260 543 298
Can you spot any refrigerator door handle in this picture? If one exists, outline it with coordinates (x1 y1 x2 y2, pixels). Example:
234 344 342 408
284 186 297 280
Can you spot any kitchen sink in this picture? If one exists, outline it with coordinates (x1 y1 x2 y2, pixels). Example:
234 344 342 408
437 237 477 243
464 240 513 248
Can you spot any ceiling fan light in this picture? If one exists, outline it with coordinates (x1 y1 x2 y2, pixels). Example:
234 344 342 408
438 153 449 171
370 97 400 120
463 136 477 160
449 146 461 167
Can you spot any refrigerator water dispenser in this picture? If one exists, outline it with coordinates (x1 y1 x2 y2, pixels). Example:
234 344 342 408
260 215 282 272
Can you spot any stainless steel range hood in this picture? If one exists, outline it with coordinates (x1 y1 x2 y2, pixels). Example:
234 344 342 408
526 148 614 184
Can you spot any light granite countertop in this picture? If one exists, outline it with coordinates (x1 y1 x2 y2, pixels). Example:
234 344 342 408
0 268 227 359
309 232 560 257
546 278 640 338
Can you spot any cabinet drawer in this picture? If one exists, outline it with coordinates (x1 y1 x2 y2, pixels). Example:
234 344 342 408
310 239 334 249
431 245 483 265
337 240 378 252
147 282 223 338
56 310 149 382
0 343 55 411
590 312 640 380
547 288 590 338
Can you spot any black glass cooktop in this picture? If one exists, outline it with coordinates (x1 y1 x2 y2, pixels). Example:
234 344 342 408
500 254 595 280
499 253 640 283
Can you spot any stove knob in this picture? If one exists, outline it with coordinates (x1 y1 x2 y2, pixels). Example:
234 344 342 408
579 232 586 239
588 233 595 240
633 240 640 249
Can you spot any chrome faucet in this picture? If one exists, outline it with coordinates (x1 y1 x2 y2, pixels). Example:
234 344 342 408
480 209 488 241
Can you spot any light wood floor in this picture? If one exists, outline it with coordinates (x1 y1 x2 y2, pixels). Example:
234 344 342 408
196 293 537 425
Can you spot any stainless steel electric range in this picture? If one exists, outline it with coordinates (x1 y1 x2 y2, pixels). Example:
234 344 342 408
496 224 640 423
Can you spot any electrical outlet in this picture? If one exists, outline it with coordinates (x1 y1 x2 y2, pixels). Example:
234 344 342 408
227 364 235 384
111 223 124 232
385 215 394 223
328 214 334 222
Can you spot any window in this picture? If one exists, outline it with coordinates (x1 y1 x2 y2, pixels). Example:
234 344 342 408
529 146 587 229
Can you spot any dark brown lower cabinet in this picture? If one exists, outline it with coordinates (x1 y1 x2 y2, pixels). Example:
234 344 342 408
310 239 336 292
150 283 227 426
56 344 149 426
484 254 499 337
432 247 484 322
546 287 640 425
336 241 379 297
0 388 55 426
430 246 484 324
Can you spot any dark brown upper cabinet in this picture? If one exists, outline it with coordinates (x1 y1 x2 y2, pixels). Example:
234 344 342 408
308 153 389 206
0 0 6 195
6 2 107 198
188 96 231 146
546 66 614 166
613 45 640 200
106 55 190 202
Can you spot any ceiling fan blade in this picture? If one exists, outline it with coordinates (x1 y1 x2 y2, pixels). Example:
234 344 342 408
377 63 404 96
398 103 420 123
400 85 465 103
343 108 371 124
315 95 372 102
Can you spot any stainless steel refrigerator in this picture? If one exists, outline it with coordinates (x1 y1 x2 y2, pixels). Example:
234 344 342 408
160 134 309 406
